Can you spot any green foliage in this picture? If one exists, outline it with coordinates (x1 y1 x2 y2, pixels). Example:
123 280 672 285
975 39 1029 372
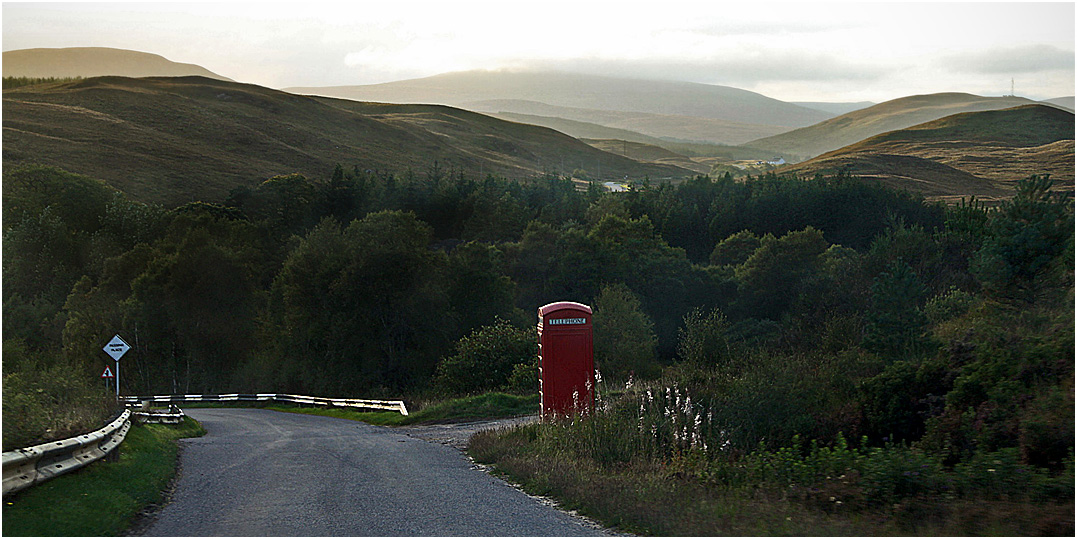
433 319 536 395
709 229 760 266
265 211 452 395
461 187 532 242
445 241 520 335
505 360 540 395
920 303 1074 467
924 286 977 324
5 159 1071 512
971 174 1074 304
592 283 661 381
858 356 950 444
2 76 83 89
733 226 829 319
2 164 117 233
2 353 116 450
2 165 124 351
676 307 730 365
861 261 935 360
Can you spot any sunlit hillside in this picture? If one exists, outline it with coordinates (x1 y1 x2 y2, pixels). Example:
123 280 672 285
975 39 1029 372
747 93 1062 160
780 104 1075 202
2 76 691 206
2 47 233 81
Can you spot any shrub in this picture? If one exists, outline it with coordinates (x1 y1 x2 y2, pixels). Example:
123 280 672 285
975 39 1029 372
592 283 661 381
3 360 117 450
433 318 535 395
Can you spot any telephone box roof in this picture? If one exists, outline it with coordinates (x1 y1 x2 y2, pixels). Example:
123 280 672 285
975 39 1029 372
538 302 592 316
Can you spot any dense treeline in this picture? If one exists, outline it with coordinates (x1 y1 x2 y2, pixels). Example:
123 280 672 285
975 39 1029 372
2 76 83 89
3 161 1072 482
3 163 941 393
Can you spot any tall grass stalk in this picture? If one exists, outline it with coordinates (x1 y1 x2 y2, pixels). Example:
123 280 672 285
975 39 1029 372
469 375 1074 535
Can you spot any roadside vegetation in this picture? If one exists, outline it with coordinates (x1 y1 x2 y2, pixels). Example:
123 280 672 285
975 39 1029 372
3 158 1071 534
2 417 205 536
469 175 1074 535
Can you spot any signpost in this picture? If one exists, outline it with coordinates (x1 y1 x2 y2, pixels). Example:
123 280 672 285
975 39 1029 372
101 366 115 392
102 335 130 398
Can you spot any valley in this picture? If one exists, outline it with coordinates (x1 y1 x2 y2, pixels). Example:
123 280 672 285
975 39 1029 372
4 47 1073 207
2 20 1073 537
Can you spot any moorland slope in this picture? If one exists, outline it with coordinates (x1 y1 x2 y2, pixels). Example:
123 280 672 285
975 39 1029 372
2 47 233 81
780 104 1075 202
747 93 1060 160
3 76 691 206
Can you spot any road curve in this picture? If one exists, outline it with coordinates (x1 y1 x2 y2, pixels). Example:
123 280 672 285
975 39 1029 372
141 408 605 536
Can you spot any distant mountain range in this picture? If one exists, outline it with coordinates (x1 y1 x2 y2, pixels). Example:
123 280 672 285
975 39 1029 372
779 104 1074 202
2 46 1073 204
3 76 690 206
284 70 845 146
469 99 793 146
2 47 232 81
285 70 836 126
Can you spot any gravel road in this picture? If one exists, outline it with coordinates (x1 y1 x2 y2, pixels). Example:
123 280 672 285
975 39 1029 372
138 408 606 536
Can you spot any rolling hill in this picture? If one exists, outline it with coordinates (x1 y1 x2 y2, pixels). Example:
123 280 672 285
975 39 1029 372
747 93 1064 161
285 70 835 145
779 104 1075 202
582 139 713 175
1043 96 1075 110
2 76 691 206
2 47 233 81
465 99 792 145
791 101 875 115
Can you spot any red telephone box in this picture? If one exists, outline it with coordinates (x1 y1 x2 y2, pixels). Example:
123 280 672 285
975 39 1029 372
537 301 594 419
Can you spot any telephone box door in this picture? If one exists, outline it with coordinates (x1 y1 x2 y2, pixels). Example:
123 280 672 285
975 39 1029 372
537 301 594 419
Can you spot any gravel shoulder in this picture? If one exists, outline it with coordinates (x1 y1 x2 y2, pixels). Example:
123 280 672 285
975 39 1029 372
395 414 540 450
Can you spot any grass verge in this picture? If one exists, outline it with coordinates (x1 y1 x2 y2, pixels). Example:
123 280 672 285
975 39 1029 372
267 392 540 426
2 416 206 536
468 423 1075 536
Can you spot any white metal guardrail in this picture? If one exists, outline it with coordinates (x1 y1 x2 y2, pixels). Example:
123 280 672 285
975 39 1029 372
132 407 186 424
3 393 407 497
2 410 132 497
120 393 410 415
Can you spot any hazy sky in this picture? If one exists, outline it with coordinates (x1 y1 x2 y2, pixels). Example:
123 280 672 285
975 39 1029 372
3 1 1074 103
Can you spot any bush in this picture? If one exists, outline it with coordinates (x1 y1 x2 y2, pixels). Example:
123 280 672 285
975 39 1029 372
505 360 539 395
433 319 536 395
592 283 661 381
3 360 117 450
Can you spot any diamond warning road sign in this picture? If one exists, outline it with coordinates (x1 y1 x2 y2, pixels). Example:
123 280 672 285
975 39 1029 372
101 366 115 379
103 335 131 361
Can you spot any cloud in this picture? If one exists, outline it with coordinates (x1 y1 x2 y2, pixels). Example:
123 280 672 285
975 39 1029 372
519 49 888 87
941 44 1075 74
